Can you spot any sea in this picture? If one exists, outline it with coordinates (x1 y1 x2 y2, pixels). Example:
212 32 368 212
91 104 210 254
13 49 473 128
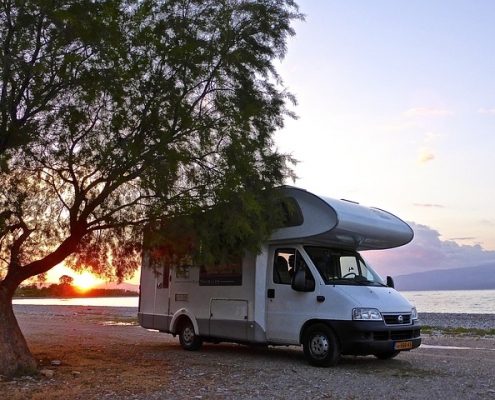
12 289 495 314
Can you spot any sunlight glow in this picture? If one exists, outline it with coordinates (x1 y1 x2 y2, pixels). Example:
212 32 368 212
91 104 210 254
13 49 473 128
72 272 102 292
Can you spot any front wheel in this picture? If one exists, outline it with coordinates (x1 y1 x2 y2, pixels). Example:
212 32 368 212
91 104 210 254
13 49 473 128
303 323 340 367
178 319 203 351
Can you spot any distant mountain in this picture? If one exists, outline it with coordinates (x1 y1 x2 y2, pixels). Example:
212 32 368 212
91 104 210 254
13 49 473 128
394 263 495 291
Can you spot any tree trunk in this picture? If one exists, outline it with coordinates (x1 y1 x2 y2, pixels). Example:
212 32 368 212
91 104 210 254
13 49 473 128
0 286 37 378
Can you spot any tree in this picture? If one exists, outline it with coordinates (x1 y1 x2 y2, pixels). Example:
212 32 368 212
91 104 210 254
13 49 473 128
0 0 301 377
58 275 74 287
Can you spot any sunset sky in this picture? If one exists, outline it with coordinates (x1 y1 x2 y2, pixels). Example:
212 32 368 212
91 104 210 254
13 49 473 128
48 1 495 284
273 0 495 275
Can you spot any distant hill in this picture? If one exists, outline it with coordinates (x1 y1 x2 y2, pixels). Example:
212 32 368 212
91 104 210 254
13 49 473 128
394 263 495 291
96 282 139 292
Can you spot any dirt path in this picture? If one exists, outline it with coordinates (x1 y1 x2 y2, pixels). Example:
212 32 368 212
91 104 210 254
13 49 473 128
2 305 494 399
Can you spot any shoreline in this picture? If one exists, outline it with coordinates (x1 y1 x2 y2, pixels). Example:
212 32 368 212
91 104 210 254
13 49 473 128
12 304 495 331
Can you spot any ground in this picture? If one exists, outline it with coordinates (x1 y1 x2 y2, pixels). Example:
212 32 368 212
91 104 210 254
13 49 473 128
2 305 494 399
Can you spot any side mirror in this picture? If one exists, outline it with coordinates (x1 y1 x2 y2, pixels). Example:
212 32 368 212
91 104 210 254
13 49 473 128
291 269 315 292
386 276 395 288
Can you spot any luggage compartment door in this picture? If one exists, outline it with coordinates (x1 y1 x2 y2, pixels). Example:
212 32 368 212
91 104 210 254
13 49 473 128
209 299 248 341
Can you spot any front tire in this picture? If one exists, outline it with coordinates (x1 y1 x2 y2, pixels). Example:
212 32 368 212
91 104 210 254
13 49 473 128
178 319 202 351
303 323 340 367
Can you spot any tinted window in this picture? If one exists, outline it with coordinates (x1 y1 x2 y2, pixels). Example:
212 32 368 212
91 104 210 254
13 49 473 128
199 261 242 286
277 197 303 227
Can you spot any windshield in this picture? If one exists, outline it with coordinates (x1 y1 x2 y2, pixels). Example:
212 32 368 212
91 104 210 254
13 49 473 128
304 246 385 286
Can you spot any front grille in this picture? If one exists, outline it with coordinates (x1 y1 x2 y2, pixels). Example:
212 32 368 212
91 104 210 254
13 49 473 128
372 329 420 341
383 313 411 326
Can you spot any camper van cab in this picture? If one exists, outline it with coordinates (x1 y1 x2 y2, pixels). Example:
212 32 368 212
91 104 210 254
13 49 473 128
138 187 421 366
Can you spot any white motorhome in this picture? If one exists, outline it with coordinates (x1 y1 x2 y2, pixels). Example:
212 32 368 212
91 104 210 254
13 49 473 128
138 187 421 366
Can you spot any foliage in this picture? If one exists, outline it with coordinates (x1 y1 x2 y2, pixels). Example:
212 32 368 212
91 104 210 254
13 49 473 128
58 274 74 286
0 0 301 292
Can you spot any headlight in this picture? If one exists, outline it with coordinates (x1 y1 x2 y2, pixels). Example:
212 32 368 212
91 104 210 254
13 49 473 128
411 307 418 320
352 308 382 321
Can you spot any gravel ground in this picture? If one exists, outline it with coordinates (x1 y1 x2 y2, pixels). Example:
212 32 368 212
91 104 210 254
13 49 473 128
419 312 495 330
3 305 495 400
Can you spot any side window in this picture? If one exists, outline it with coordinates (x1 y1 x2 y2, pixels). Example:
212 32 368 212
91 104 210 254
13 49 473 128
277 197 304 227
175 264 191 280
199 260 242 286
162 264 170 288
273 248 313 286
273 249 294 284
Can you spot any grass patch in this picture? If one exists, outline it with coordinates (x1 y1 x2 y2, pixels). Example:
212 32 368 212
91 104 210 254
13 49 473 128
422 325 495 336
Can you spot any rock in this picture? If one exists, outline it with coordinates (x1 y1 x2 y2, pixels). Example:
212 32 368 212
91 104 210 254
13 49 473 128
72 371 81 377
50 360 62 366
40 369 54 378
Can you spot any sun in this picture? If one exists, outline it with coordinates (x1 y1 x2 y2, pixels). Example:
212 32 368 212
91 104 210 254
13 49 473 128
72 272 101 293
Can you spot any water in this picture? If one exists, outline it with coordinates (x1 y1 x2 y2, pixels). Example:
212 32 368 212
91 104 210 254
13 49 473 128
13 296 139 308
12 290 495 314
403 290 495 314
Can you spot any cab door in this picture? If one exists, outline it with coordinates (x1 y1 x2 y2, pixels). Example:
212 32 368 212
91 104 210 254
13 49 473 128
265 246 317 343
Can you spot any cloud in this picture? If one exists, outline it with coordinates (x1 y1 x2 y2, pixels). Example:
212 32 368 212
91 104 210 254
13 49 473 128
480 219 495 226
449 237 476 241
403 107 453 118
413 203 444 208
477 107 495 115
418 148 435 163
380 120 418 133
365 222 495 277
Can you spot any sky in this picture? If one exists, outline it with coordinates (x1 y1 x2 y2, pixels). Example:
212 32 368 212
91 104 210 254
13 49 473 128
47 0 495 284
272 0 495 276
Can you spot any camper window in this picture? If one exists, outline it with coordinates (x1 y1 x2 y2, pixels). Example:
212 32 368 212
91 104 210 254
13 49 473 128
199 261 242 286
162 265 170 288
175 265 190 280
276 197 304 227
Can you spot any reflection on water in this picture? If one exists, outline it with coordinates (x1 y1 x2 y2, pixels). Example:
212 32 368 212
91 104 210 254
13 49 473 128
13 296 139 308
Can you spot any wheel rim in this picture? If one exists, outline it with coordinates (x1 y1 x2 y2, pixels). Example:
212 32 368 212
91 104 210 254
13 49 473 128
182 326 195 345
309 333 329 359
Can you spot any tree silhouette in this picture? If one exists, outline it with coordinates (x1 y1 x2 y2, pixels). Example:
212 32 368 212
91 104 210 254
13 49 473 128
58 275 74 287
0 0 301 377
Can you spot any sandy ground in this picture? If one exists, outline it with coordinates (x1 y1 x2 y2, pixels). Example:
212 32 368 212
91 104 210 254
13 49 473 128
1 305 494 400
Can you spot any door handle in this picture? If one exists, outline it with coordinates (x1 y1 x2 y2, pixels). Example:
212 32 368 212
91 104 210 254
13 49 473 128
267 289 275 298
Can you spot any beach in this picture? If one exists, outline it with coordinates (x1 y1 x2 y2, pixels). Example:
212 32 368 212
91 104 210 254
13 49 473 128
2 305 494 399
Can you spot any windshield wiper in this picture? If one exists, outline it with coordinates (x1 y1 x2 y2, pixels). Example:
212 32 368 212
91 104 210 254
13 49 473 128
327 276 384 286
352 276 386 286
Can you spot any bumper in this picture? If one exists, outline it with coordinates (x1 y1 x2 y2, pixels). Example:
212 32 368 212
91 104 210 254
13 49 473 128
328 319 422 356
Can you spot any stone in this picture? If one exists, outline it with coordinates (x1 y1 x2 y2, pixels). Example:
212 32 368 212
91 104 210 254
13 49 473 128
40 369 54 378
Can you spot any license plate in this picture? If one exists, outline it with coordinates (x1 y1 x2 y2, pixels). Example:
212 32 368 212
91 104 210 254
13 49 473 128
394 341 413 350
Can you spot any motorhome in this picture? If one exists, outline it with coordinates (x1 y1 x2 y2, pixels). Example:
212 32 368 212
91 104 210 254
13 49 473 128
138 186 421 366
